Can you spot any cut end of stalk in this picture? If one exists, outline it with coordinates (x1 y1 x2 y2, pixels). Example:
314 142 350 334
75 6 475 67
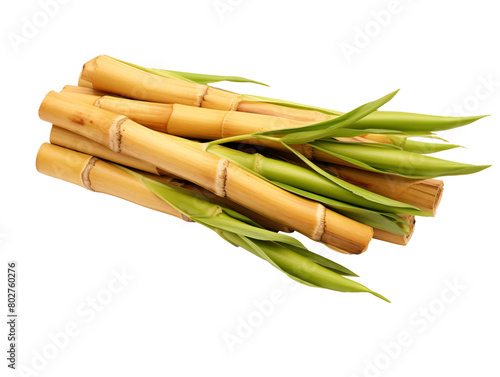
373 215 415 245
79 56 99 87
432 181 444 215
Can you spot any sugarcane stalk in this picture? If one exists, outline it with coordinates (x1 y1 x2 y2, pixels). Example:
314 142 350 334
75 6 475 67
80 55 241 110
61 86 487 179
37 143 388 300
61 85 307 136
50 126 414 244
39 91 374 254
52 95 423 216
49 126 414 242
316 163 444 214
79 55 484 133
372 215 415 246
50 125 162 175
49 126 292 233
36 142 189 221
59 89 445 215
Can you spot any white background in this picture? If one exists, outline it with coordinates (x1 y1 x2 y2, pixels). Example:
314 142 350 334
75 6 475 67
1 0 499 376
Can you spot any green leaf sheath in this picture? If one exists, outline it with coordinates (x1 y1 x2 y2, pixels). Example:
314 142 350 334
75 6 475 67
312 141 490 179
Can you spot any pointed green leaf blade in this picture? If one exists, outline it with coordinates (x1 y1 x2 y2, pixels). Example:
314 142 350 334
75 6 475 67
312 140 491 179
160 69 269 87
262 90 400 144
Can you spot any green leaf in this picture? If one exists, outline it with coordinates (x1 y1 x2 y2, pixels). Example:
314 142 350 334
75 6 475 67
114 57 268 87
117 163 387 299
278 243 359 276
245 238 390 301
349 111 488 132
194 213 304 247
312 140 491 179
158 69 269 87
259 90 399 144
240 93 485 134
393 138 462 154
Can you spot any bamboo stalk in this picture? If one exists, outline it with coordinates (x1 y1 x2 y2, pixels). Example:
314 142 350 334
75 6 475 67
49 127 292 233
39 91 373 254
36 143 189 221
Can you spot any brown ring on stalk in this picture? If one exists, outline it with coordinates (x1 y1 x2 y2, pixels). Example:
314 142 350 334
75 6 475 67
81 157 98 190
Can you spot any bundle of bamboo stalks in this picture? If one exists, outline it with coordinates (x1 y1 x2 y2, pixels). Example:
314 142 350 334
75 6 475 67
35 55 490 300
